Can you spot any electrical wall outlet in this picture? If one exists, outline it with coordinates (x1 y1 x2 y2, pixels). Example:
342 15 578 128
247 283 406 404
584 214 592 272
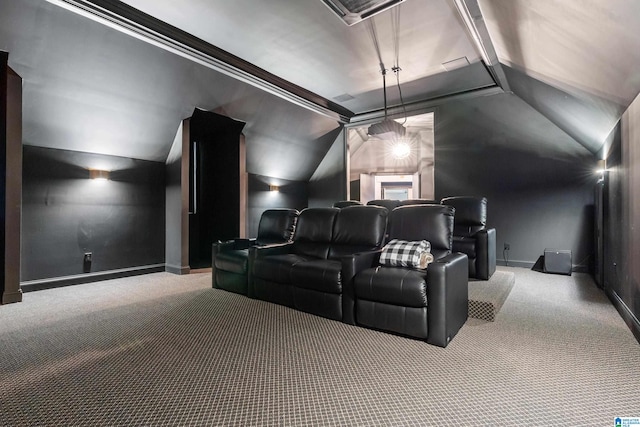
83 252 92 273
504 243 511 251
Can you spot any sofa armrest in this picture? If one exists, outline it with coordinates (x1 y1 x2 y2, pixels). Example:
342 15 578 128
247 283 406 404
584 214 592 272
246 242 294 298
339 249 383 325
425 252 468 347
250 241 294 258
211 239 257 289
214 238 256 253
475 228 496 280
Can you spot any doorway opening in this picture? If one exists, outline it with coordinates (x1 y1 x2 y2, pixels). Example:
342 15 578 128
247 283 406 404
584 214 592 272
347 112 434 203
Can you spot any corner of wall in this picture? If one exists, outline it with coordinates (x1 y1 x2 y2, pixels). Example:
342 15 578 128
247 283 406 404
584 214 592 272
308 128 346 207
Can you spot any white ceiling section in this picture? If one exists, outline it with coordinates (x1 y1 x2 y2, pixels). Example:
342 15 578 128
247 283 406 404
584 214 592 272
480 0 640 106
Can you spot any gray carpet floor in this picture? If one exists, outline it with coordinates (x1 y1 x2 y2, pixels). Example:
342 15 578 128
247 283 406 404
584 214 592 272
1 267 639 426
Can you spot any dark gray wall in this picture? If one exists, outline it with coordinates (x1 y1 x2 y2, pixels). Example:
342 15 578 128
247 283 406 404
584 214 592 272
308 129 346 207
1 54 23 303
165 121 187 274
604 93 640 339
247 174 307 237
306 94 597 270
22 146 165 281
435 93 598 270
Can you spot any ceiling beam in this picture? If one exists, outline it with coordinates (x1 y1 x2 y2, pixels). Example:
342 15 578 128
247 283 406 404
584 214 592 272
348 86 503 126
45 0 354 123
452 0 511 93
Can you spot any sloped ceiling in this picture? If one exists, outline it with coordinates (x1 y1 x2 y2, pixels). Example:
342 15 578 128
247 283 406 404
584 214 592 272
481 0 640 106
0 0 343 180
480 0 640 154
503 65 625 154
119 0 486 110
437 92 594 160
2 0 640 178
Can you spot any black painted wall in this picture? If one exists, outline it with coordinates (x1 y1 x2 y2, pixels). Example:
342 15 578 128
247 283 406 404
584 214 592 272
164 122 187 274
434 93 597 270
604 94 640 336
247 174 308 237
309 129 346 207
21 146 165 281
308 93 597 270
604 123 624 295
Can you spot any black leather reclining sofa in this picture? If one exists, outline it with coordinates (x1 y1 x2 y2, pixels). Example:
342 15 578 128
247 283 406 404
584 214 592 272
353 205 468 347
441 196 496 280
214 203 470 347
212 208 298 295
249 205 388 324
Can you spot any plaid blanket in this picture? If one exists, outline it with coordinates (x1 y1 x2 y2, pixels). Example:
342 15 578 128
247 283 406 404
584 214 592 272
379 239 432 269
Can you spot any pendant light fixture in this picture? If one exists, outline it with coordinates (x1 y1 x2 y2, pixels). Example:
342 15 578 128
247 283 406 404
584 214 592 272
367 67 406 139
367 6 406 140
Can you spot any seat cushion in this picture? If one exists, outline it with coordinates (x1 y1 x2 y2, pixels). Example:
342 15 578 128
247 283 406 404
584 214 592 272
291 259 342 294
354 266 427 308
253 254 311 284
214 249 249 274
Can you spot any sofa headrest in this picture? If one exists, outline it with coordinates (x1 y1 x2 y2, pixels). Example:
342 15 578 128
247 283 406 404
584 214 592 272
332 205 388 248
398 199 438 206
293 208 339 259
333 200 362 208
440 196 487 226
294 208 339 243
256 209 299 245
388 205 455 259
366 199 401 212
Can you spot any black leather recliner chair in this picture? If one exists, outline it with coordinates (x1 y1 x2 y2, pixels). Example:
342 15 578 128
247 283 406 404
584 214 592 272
366 199 401 212
250 205 388 324
440 196 496 280
212 208 298 295
398 199 438 206
353 205 469 347
333 200 362 208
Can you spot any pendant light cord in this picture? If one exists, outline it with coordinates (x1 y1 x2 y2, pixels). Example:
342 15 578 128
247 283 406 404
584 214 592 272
392 6 400 71
368 19 389 119
391 6 407 125
368 7 406 124
367 19 387 77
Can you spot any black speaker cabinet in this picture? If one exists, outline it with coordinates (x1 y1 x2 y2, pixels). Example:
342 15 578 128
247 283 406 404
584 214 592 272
543 249 572 276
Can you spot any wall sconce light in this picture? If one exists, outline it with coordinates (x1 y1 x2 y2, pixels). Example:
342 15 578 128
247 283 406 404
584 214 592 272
595 159 606 183
89 169 110 181
269 184 279 192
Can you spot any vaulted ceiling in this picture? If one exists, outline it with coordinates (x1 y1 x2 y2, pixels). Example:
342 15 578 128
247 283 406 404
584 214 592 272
1 0 639 180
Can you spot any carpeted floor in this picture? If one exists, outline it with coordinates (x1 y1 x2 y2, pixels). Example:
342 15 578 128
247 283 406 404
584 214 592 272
1 267 639 426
